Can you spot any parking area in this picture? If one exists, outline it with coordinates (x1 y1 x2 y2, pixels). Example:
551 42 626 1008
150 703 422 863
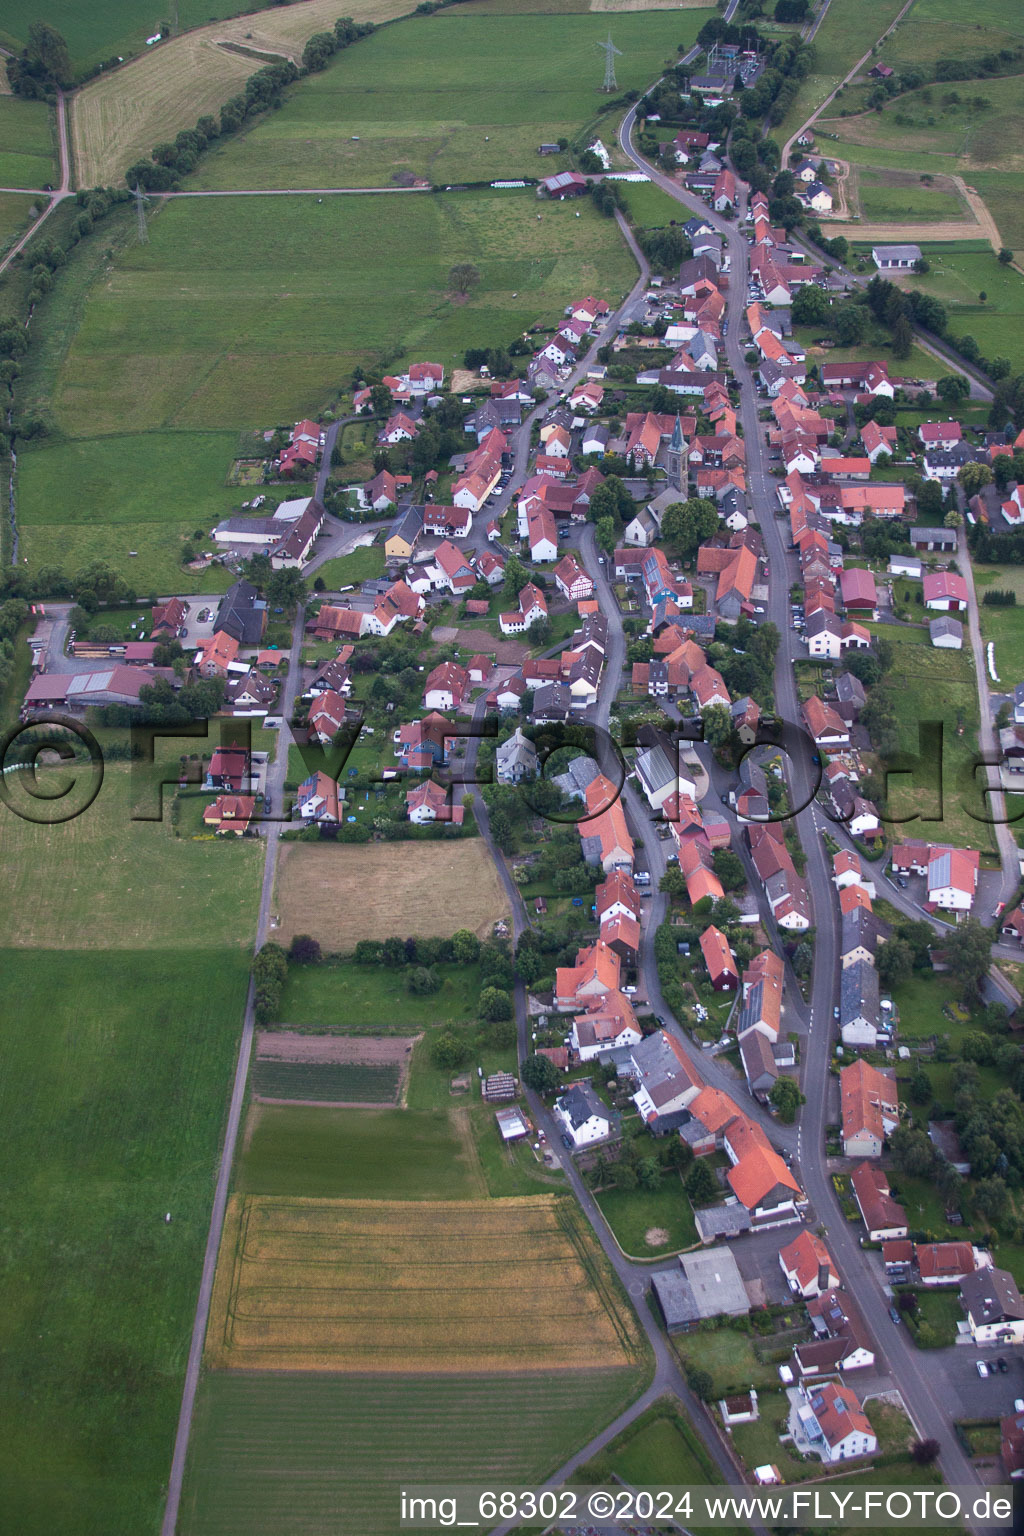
937 1343 1024 1420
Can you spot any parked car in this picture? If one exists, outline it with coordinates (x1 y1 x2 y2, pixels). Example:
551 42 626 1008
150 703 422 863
560 1132 573 1149
998 1357 1009 1373
889 1306 901 1325
977 1361 989 1377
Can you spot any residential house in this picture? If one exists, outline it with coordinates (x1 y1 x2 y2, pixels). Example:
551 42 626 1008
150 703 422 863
554 553 594 602
841 1059 898 1156
850 1163 908 1241
555 940 621 1009
203 794 255 835
496 727 538 784
406 777 464 825
840 959 882 1048
700 924 739 991
779 1232 840 1299
570 993 642 1061
795 1288 875 1377
296 771 341 824
960 1268 1024 1346
423 660 469 710
553 1082 615 1147
629 1029 701 1131
791 1383 876 1462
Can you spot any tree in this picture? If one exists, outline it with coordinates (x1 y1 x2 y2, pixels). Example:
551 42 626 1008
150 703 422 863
448 263 481 296
408 965 440 995
451 928 480 964
480 986 512 1022
911 1439 940 1466
701 703 734 750
684 1158 717 1204
26 22 72 87
974 1174 1009 1224
369 382 392 415
430 1029 468 1070
595 515 617 555
946 917 992 1004
943 507 963 528
937 373 970 404
770 1076 804 1123
999 248 1014 265
908 1067 933 1106
712 847 746 891
660 497 718 560
502 553 529 600
381 935 406 967
891 312 913 360
957 460 992 496
522 1052 561 1094
877 935 913 989
288 934 322 965
889 1124 936 1178
686 1366 714 1402
832 303 867 346
791 283 829 326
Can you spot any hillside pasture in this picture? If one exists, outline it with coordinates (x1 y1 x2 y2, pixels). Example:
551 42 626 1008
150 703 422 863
820 73 1024 175
0 94 56 187
15 430 244 592
891 243 1024 373
0 946 251 1536
206 1192 644 1371
772 0 908 144
69 0 417 187
190 9 712 191
180 1370 645 1536
853 167 965 223
274 838 510 947
53 191 636 438
872 0 1024 76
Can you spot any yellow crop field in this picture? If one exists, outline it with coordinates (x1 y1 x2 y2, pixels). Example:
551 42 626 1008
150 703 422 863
206 1193 644 1372
70 0 415 187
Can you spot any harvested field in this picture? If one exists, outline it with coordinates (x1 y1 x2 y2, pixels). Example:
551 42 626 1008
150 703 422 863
206 1193 643 1371
70 0 414 187
251 1030 415 1104
274 839 510 948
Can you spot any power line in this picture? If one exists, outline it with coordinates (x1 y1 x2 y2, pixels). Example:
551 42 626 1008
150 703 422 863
133 184 149 244
596 33 622 93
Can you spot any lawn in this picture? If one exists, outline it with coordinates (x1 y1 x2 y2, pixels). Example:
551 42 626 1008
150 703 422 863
0 946 251 1536
312 542 385 590
729 1387 817 1482
274 838 510 947
865 624 995 855
674 1325 797 1397
189 9 713 191
575 1400 721 1486
887 969 966 1045
618 178 692 230
0 760 264 949
975 565 1024 685
794 325 950 387
0 93 56 187
595 1173 698 1257
275 956 484 1031
903 1286 962 1347
180 1369 648 1536
206 1191 643 1371
235 1102 488 1199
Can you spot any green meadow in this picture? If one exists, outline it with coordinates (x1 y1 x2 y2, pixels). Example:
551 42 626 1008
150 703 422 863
0 94 56 187
190 9 713 191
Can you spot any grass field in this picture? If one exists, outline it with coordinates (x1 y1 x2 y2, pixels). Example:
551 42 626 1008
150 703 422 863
69 0 418 186
190 9 712 191
823 73 1024 172
16 431 246 593
595 1408 717 1486
0 190 37 254
596 1174 698 1256
873 0 1024 77
865 625 994 854
275 956 484 1030
0 760 263 948
274 839 510 947
0 94 55 186
180 1370 646 1536
891 243 1024 373
312 542 385 589
0 946 251 1536
237 1102 487 1199
793 324 950 385
975 564 1024 683
854 168 965 224
206 1191 644 1370
618 177 689 230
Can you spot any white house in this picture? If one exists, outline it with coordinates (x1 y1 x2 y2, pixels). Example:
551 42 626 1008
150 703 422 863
779 1232 840 1299
553 1082 614 1147
791 1383 876 1463
961 1268 1024 1346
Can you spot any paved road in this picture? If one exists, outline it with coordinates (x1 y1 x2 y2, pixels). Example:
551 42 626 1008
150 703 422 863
160 603 307 1536
614 114 989 1507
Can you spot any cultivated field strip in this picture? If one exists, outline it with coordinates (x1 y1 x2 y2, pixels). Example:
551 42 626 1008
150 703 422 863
249 1061 401 1103
207 1194 643 1371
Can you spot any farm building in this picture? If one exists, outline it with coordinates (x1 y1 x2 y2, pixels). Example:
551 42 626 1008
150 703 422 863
871 244 922 270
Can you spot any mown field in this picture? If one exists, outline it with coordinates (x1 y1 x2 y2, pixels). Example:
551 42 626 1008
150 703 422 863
274 838 510 947
276 956 484 1031
0 946 251 1536
822 72 1024 173
207 1192 643 1371
23 187 633 591
854 167 964 224
180 1370 645 1536
190 9 712 191
975 564 1024 684
0 191 36 255
0 760 264 948
0 94 56 187
69 0 417 186
237 1102 487 1199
